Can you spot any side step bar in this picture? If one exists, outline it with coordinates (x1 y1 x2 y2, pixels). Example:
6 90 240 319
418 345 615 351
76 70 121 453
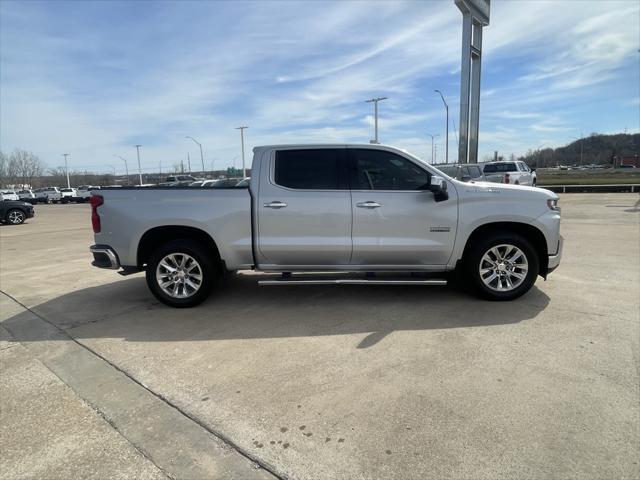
258 278 447 286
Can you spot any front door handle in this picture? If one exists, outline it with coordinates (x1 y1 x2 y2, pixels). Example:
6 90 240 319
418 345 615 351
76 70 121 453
264 201 288 209
356 201 381 209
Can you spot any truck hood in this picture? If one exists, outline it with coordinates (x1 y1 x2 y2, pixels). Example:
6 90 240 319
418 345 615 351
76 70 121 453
457 180 558 200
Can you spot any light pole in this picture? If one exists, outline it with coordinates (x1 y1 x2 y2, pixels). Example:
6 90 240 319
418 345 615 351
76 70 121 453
210 157 219 178
134 145 143 185
62 154 70 188
435 90 449 164
235 126 248 178
365 97 387 144
571 134 584 166
107 164 116 184
426 134 439 164
185 136 205 174
114 155 129 185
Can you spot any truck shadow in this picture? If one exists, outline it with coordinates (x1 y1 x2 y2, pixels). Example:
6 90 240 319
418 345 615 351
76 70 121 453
4 273 550 349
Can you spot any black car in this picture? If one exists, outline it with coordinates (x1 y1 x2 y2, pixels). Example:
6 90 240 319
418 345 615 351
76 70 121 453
0 200 35 225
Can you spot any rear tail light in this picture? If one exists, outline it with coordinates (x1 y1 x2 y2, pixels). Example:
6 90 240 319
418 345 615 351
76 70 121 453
503 173 510 184
90 195 104 233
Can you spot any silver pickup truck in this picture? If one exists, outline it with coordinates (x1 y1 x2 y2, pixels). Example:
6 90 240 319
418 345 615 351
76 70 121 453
90 144 562 307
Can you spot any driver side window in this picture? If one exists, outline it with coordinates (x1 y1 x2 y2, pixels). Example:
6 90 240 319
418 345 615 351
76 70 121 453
350 149 430 190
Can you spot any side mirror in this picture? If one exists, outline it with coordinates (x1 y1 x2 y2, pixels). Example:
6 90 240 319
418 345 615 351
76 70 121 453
428 175 449 202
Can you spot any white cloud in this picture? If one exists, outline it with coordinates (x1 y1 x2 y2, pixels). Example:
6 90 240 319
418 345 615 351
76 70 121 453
0 0 638 172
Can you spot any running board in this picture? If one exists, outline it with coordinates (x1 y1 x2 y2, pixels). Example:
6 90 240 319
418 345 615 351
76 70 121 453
258 278 447 286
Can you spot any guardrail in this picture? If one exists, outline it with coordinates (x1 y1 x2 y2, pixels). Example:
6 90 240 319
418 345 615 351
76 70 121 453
540 184 638 193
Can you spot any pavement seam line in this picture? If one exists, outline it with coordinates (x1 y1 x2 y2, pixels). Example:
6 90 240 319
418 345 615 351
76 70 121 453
1 290 286 480
1 293 175 480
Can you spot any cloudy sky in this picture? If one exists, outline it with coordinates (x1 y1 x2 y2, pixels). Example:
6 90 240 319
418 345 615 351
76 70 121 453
1 0 638 175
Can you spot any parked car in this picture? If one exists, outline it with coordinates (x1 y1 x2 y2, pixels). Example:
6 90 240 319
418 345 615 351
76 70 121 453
60 187 77 203
202 178 243 188
235 178 251 187
189 181 204 187
33 188 50 203
0 200 34 225
90 144 562 308
41 187 62 203
17 189 37 204
162 175 197 187
433 164 486 182
0 190 20 201
76 185 101 203
482 161 537 186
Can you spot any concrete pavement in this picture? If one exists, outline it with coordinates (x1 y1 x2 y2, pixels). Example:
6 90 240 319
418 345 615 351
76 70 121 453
1 194 638 479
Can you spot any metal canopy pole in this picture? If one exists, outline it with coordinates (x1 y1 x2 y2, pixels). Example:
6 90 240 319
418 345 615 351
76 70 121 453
468 21 483 164
457 14 472 164
455 0 490 164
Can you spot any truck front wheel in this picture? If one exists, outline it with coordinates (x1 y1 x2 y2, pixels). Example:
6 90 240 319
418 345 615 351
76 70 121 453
145 239 218 308
465 232 539 301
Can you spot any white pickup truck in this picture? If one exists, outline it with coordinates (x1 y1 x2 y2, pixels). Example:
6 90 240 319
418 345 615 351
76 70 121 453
90 144 562 307
482 161 537 186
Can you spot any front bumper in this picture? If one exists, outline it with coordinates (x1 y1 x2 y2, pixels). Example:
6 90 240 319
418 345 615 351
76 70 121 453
90 245 120 269
547 236 563 273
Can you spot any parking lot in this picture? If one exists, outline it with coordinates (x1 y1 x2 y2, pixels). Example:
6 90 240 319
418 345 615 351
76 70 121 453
1 193 639 479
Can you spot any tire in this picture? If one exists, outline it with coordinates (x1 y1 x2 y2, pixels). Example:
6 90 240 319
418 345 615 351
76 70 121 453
464 231 539 301
5 209 26 225
145 239 218 308
532 180 537 187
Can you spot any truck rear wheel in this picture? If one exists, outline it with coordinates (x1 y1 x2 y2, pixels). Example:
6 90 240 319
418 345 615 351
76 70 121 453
145 239 218 308
465 232 539 301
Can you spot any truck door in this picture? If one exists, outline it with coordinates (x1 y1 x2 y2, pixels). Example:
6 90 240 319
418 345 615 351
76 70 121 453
256 148 352 267
348 148 457 267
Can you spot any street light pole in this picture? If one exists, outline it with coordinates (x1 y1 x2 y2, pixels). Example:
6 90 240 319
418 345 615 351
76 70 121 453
134 145 143 185
185 136 205 174
426 134 438 164
365 97 388 144
235 126 248 178
107 164 116 184
435 90 449 164
114 155 129 185
571 135 584 166
62 154 70 188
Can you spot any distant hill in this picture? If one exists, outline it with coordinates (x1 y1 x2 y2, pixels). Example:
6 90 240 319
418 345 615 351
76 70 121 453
519 133 640 168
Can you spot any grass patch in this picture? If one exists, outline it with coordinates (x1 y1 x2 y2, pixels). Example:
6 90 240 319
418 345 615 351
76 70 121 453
538 170 640 185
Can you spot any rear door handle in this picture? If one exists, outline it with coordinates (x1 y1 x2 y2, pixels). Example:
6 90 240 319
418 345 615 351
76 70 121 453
356 201 381 209
264 201 288 209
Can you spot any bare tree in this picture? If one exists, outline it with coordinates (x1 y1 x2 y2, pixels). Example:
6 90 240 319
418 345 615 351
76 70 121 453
0 151 8 187
11 149 46 187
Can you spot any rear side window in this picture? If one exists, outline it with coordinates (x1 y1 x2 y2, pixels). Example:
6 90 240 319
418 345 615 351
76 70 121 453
469 166 482 178
274 149 345 190
435 165 456 177
483 163 517 173
350 149 429 191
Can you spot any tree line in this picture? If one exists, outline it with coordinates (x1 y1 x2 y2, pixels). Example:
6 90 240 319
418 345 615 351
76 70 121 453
517 133 639 169
0 150 120 189
0 150 47 188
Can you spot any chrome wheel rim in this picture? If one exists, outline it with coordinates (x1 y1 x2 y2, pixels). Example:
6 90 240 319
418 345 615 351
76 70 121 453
8 211 24 224
479 244 528 292
156 253 203 299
